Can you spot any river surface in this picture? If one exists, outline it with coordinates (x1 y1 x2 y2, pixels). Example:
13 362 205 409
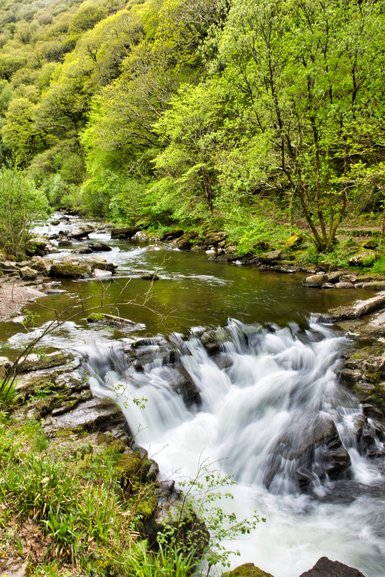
2 215 385 577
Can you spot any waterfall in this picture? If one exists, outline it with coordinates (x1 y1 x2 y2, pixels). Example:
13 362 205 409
84 319 385 577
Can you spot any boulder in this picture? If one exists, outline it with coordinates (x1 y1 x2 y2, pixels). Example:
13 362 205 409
19 266 38 281
31 256 51 275
88 241 112 252
349 251 379 267
58 238 72 247
304 273 328 287
327 271 347 283
68 224 95 239
299 557 366 577
49 396 130 439
175 231 200 250
25 237 50 257
259 249 283 264
111 226 139 239
141 273 160 281
88 257 116 273
50 259 92 279
203 231 227 247
93 268 113 279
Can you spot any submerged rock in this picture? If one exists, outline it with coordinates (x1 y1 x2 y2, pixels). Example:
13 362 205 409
299 556 366 577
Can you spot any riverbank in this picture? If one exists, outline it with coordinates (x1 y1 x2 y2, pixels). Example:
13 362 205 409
0 278 45 322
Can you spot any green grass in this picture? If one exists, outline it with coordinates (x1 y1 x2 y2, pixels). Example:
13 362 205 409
0 413 197 577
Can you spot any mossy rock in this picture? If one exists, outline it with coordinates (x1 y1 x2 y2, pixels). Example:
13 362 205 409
349 251 380 267
50 260 91 279
223 563 274 577
175 231 200 250
117 451 152 488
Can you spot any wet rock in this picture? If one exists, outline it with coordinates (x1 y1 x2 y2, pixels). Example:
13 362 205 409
58 238 72 247
141 273 160 281
132 231 149 242
304 273 328 287
50 259 92 279
111 226 140 239
0 355 11 379
223 564 274 577
87 257 116 273
93 268 113 279
175 231 200 250
16 351 76 374
355 281 385 291
48 396 130 440
88 240 112 252
326 270 347 283
334 281 354 289
349 251 379 267
77 246 93 254
299 556 366 577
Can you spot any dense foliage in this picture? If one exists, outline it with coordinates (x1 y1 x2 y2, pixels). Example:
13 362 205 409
0 0 385 251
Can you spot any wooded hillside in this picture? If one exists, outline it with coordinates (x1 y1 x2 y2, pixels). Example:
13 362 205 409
1 0 385 257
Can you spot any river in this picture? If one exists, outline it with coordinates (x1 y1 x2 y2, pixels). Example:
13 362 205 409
2 215 385 577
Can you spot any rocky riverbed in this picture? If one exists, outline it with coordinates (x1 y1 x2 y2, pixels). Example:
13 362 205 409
1 215 385 577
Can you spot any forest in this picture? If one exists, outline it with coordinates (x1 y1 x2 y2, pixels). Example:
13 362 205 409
0 0 385 259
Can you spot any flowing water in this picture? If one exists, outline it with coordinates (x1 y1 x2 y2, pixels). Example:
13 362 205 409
3 215 385 576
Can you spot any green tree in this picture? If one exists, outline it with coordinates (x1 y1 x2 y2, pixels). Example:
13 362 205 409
0 167 48 258
217 0 385 250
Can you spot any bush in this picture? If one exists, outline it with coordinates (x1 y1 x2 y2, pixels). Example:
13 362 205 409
0 167 48 258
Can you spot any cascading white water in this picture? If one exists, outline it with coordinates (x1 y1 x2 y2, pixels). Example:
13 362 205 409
85 320 385 577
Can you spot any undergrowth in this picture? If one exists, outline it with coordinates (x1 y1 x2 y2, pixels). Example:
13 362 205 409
0 413 262 577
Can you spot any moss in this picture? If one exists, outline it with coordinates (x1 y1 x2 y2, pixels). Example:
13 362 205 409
117 451 152 489
87 312 106 322
223 563 274 577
